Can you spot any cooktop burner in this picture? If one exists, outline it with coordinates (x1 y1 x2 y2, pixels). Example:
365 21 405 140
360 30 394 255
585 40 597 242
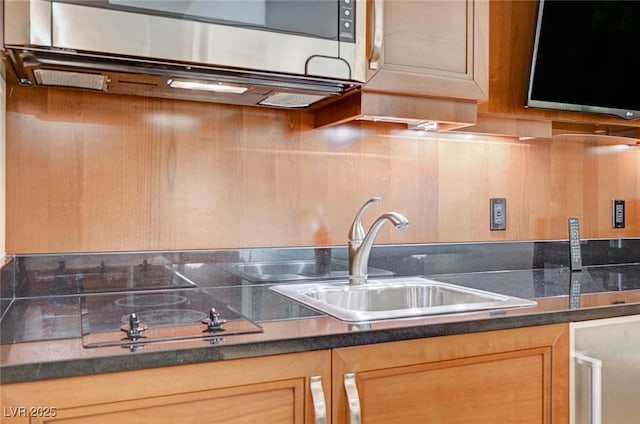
114 294 188 308
81 288 262 349
120 308 207 326
27 263 196 296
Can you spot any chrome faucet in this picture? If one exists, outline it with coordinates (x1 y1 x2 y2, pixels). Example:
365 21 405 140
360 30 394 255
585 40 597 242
348 197 409 285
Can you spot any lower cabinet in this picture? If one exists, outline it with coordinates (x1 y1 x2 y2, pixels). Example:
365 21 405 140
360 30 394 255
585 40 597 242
1 324 569 424
332 324 569 424
0 350 332 424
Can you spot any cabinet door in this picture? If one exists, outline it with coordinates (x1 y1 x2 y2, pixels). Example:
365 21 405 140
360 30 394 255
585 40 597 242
0 350 331 424
365 0 488 101
332 324 569 424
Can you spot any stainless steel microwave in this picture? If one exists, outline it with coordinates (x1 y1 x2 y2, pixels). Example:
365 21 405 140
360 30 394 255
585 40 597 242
4 0 372 108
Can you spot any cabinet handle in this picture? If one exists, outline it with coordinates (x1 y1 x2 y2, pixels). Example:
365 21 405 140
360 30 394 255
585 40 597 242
344 373 362 424
574 352 602 424
369 0 383 70
310 376 327 424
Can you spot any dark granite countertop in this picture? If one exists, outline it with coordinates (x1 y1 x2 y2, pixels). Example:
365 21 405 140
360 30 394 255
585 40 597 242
2 241 640 384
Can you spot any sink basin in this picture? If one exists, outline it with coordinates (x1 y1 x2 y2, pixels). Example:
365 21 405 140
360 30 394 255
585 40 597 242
222 260 393 282
270 277 537 322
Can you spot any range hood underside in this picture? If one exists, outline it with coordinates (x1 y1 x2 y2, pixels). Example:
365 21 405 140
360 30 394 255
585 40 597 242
5 48 360 109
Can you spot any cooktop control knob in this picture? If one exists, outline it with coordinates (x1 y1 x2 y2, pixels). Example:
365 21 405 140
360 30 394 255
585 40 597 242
203 308 228 332
120 312 148 340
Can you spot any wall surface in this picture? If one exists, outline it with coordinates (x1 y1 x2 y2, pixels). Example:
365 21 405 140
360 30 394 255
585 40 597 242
0 73 5 256
5 86 640 254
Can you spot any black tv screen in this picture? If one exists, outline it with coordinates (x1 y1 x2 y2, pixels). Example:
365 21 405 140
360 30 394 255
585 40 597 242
526 0 640 120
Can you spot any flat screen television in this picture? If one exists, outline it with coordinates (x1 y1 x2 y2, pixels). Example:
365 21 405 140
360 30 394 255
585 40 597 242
526 0 640 120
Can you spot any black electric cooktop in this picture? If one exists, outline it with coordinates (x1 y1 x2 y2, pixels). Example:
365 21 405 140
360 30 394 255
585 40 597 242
81 287 263 349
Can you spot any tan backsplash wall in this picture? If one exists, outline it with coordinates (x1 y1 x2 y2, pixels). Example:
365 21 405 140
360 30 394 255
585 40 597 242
0 74 5 257
6 85 640 253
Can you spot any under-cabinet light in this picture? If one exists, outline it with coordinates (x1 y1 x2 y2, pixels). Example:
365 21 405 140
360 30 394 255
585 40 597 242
358 115 439 131
408 121 439 131
168 78 248 94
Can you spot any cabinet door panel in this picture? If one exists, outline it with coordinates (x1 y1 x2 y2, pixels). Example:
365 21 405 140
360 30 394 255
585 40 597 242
46 380 300 424
364 0 488 101
384 1 469 75
2 350 331 424
360 349 548 424
333 324 568 424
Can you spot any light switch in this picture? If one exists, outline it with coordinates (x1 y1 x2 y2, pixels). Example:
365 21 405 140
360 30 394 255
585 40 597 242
490 198 506 231
612 199 625 229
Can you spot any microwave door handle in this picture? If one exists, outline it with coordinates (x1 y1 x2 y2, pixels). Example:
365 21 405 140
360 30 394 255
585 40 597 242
369 0 383 70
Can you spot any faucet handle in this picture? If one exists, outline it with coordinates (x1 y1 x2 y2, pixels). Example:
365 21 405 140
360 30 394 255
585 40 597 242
348 197 381 242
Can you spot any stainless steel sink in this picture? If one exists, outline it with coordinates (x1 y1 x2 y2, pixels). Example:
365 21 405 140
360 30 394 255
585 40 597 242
270 277 537 322
222 260 393 282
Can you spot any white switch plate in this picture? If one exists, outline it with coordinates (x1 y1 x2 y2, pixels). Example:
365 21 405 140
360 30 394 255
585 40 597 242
490 198 506 231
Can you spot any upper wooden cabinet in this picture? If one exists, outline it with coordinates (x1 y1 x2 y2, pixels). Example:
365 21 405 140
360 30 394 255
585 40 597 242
314 0 489 128
364 0 488 101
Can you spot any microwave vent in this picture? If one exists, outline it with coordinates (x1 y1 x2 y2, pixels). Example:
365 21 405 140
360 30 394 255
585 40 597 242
259 92 329 108
33 69 109 91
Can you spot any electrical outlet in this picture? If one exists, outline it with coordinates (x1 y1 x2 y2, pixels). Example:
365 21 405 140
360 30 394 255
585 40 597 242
490 198 506 231
612 199 625 229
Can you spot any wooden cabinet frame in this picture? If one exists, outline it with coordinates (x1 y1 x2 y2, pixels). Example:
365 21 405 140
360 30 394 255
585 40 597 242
1 324 569 424
0 350 331 424
332 324 569 424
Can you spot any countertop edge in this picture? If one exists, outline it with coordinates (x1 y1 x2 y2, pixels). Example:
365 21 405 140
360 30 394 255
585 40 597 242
3 302 639 385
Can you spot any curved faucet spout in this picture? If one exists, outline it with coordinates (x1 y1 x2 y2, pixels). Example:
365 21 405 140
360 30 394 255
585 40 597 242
348 197 382 279
348 197 382 244
349 212 409 285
